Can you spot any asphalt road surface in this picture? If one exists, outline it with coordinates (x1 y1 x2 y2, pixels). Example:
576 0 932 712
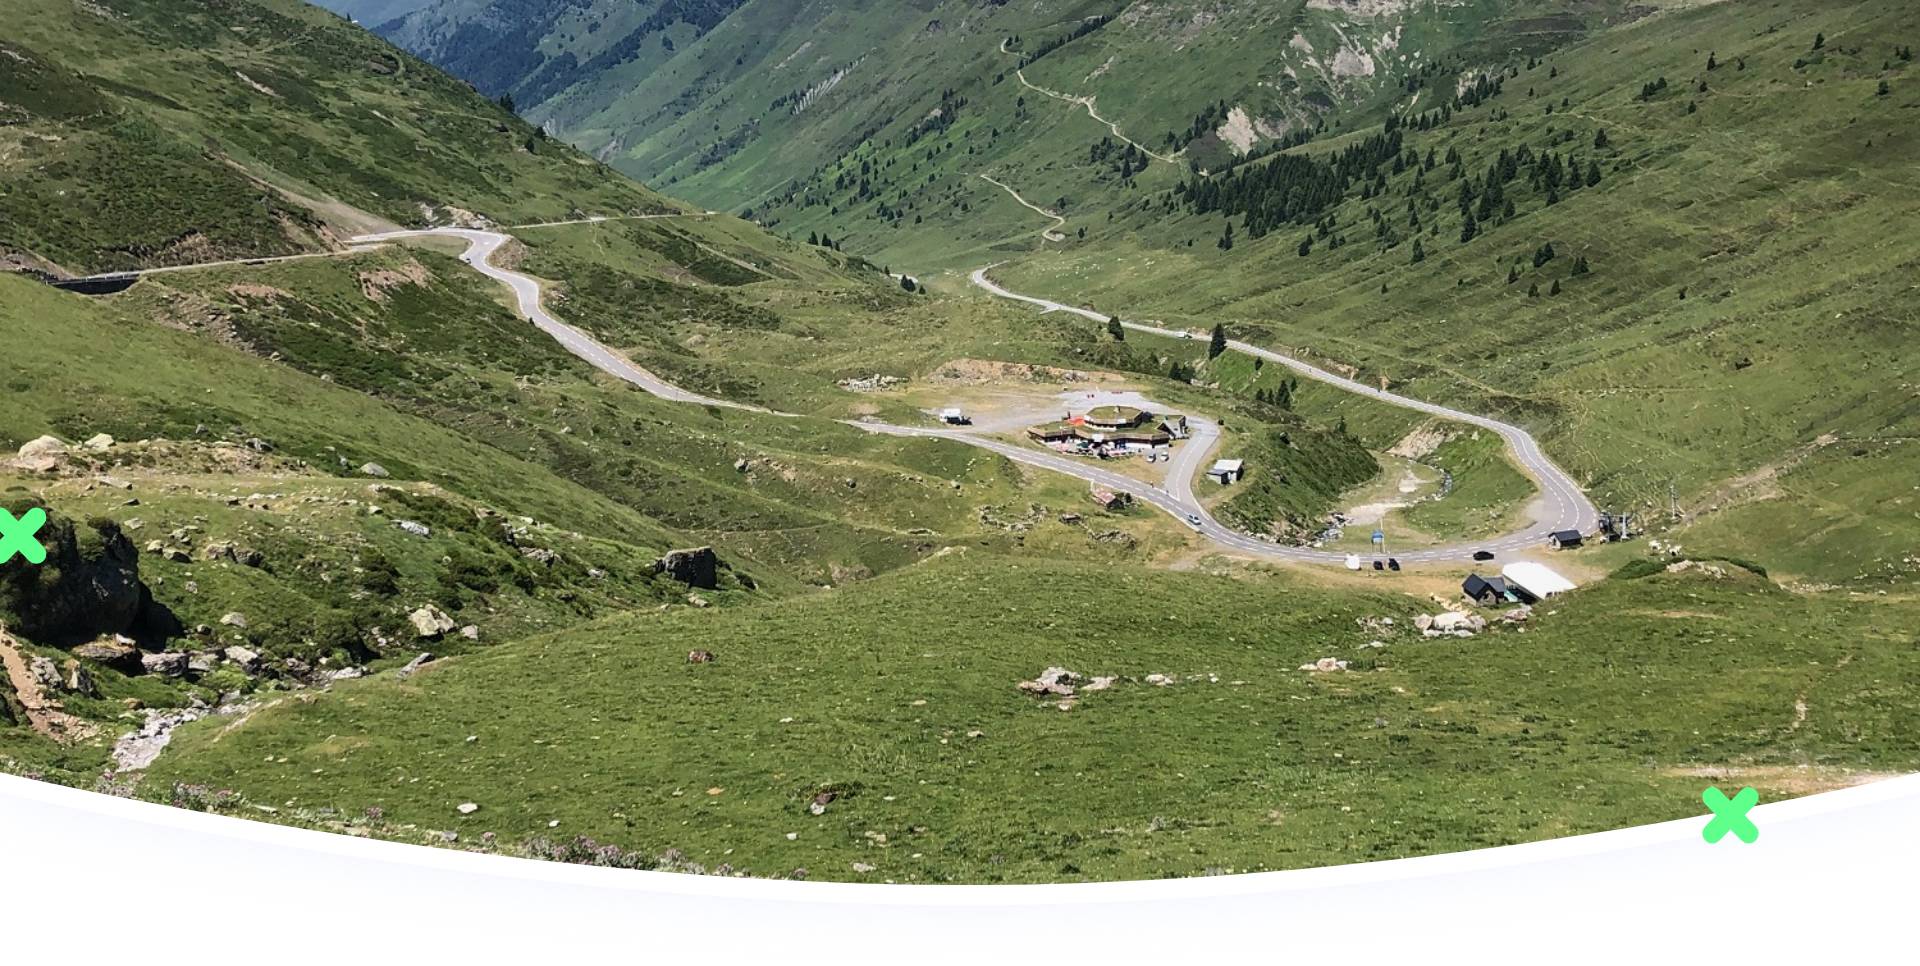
340 228 1596 565
967 266 1601 563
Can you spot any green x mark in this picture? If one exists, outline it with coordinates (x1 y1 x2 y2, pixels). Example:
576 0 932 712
0 507 48 566
1701 786 1760 844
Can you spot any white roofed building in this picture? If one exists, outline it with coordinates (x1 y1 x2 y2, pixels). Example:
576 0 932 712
1500 561 1577 602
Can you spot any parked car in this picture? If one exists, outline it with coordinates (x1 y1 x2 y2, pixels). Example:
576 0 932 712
1185 513 1203 529
1473 550 1496 562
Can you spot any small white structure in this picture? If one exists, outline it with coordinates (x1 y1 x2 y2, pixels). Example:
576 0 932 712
1207 459 1245 484
1501 561 1577 601
939 408 970 425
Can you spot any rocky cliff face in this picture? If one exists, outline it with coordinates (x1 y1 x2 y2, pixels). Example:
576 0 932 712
0 503 170 645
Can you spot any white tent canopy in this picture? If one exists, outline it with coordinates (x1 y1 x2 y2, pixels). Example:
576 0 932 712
1501 561 1577 598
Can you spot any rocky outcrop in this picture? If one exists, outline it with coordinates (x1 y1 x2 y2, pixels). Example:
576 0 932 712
72 636 140 671
0 507 161 643
654 547 719 589
140 651 190 677
409 605 456 639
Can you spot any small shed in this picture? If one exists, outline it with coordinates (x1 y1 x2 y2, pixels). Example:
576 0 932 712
1207 459 1245 484
1548 529 1584 549
940 407 970 425
1462 574 1513 606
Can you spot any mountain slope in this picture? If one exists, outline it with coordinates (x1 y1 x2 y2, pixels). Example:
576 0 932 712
0 0 673 274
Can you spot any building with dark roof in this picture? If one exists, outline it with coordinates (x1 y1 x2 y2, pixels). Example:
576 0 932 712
1548 529 1585 549
1463 574 1514 606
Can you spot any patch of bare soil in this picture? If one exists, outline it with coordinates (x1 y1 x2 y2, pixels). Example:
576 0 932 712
1665 764 1899 796
1684 433 1838 521
0 628 100 744
226 283 291 301
1386 420 1456 460
358 259 432 303
928 358 1113 387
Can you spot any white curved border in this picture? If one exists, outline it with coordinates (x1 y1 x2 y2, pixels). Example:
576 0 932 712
1 772 1910 960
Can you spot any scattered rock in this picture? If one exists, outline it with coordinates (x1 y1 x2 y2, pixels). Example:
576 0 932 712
223 646 261 671
459 625 480 641
687 650 717 664
140 651 190 677
28 656 63 691
12 435 69 471
1501 607 1532 623
1017 666 1081 696
397 520 431 538
112 706 214 772
64 661 97 697
80 434 115 452
186 652 219 675
1299 657 1350 673
408 605 456 639
72 637 139 670
359 462 390 478
1666 559 1728 579
1144 673 1174 687
394 653 435 680
809 791 837 815
456 802 479 815
1419 611 1487 638
219 612 248 629
654 547 719 589
851 862 876 874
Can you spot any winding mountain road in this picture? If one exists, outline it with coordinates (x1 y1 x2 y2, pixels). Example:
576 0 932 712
968 267 1601 561
342 227 1596 565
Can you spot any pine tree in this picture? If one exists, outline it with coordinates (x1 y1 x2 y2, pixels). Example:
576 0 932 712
1297 235 1313 257
1460 210 1478 243
1528 282 1540 297
808 231 819 246
1879 80 1892 97
1594 128 1610 149
1814 32 1825 51
1208 323 1227 359
1549 278 1562 296
900 276 917 292
1586 161 1602 187
498 93 517 113
1410 238 1426 263
1706 52 1717 71
1533 242 1556 267
1572 254 1591 275
1107 317 1125 341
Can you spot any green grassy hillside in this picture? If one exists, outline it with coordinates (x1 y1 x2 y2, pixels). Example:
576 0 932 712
0 0 673 273
346 0 1647 260
988 0 1920 584
145 553 1920 882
